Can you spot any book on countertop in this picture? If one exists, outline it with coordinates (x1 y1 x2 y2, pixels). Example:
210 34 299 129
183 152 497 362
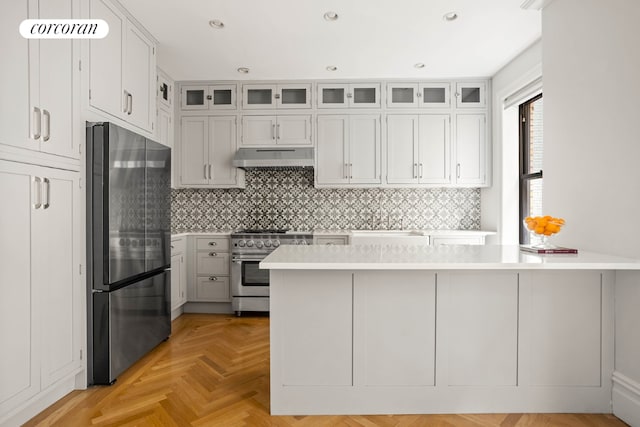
520 245 578 254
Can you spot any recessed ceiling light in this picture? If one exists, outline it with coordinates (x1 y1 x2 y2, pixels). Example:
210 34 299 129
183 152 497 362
237 67 249 74
443 11 458 21
208 19 224 29
414 63 426 69
323 11 339 21
326 65 337 71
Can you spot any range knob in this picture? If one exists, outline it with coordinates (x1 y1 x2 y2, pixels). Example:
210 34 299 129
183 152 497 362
255 240 264 249
237 240 246 247
264 240 272 247
273 240 280 248
246 240 255 247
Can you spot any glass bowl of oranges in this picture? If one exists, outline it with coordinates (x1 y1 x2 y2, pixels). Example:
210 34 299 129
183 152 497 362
523 216 566 248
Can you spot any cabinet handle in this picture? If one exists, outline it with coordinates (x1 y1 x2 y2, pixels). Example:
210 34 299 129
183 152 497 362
42 110 50 142
208 242 217 246
206 95 212 100
276 123 280 139
208 164 212 179
209 276 218 281
127 93 133 115
414 163 418 179
31 107 41 140
123 90 129 113
42 178 50 209
416 92 422 98
204 164 208 179
419 163 423 179
344 163 348 179
209 252 217 256
350 163 353 179
346 93 353 98
274 93 280 99
457 163 461 179
272 124 276 140
32 177 42 209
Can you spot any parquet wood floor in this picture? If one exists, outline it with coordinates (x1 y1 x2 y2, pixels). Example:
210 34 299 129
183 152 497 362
25 314 627 427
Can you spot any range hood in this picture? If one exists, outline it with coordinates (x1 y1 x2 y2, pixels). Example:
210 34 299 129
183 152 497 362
232 147 314 169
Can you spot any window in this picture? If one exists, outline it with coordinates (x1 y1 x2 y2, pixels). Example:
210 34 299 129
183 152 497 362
519 94 543 244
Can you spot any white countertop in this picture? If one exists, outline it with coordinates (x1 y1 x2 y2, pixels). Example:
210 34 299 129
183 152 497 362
260 244 640 270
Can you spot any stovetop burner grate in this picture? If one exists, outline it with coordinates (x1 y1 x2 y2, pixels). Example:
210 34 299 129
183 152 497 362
237 229 289 234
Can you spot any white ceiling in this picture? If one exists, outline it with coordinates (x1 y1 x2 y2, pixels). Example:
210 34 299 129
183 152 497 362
122 0 541 81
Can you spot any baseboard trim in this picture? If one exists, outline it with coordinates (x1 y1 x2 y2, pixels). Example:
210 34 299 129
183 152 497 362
0 376 75 427
612 371 640 427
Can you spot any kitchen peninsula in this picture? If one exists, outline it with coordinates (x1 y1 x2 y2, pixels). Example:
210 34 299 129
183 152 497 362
261 244 640 415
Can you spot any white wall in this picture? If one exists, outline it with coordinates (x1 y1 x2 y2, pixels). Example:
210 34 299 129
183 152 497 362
542 1 640 424
483 39 542 244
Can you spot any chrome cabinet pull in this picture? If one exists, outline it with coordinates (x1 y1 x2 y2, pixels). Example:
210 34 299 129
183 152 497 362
31 107 41 140
209 276 218 281
346 93 353 98
208 242 217 246
456 163 461 178
32 177 42 209
42 178 50 209
127 93 133 115
276 123 280 139
208 164 212 179
414 163 418 179
349 163 353 179
272 124 276 140
419 163 423 179
204 164 208 179
42 110 51 142
274 93 280 99
123 90 129 113
344 163 348 179
209 252 217 256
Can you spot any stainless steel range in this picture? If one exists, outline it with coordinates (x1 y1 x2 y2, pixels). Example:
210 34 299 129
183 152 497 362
231 229 312 316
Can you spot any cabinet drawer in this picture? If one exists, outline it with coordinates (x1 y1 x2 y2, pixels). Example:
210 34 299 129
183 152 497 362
196 251 230 275
195 237 229 251
314 236 349 245
195 276 230 301
171 237 186 255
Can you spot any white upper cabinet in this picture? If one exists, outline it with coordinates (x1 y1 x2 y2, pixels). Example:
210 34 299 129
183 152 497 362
179 116 244 188
316 115 381 186
0 0 79 159
180 84 237 110
454 113 486 185
454 82 486 108
242 84 311 109
317 83 380 109
90 0 156 134
387 82 451 109
386 114 451 185
241 115 311 147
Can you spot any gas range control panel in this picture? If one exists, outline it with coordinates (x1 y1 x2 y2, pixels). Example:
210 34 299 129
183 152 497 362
231 232 313 253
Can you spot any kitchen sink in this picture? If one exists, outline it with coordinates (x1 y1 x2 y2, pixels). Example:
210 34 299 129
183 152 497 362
350 230 430 245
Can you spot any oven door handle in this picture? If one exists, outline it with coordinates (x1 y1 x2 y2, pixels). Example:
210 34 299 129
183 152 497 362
232 257 265 263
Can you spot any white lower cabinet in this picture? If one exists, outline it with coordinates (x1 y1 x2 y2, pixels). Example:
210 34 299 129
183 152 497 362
0 160 82 423
189 237 231 302
316 115 381 186
179 116 244 188
170 237 187 315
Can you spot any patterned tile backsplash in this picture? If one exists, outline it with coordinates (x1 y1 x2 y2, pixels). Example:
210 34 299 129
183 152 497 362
171 169 480 232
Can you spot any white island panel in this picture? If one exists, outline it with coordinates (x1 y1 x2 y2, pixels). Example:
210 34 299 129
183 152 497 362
353 271 436 387
441 272 518 386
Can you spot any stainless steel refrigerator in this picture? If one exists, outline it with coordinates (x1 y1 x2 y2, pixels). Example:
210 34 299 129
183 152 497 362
86 122 171 385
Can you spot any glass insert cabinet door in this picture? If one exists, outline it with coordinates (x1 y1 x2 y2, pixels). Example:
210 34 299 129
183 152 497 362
455 82 486 108
242 84 311 109
317 83 380 108
180 84 237 110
